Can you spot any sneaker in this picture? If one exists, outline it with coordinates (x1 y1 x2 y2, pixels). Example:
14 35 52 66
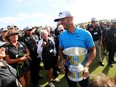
99 62 105 66
108 63 113 67
48 82 55 87
112 60 116 64
53 78 60 82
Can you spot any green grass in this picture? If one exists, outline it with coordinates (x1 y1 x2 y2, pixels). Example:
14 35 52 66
39 53 116 87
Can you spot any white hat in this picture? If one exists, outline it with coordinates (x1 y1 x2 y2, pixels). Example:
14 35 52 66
7 25 13 29
58 25 64 31
25 26 33 31
112 20 116 23
1 28 7 32
54 11 72 22
91 18 97 22
0 42 6 47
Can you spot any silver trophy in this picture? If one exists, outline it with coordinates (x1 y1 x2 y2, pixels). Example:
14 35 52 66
63 47 87 82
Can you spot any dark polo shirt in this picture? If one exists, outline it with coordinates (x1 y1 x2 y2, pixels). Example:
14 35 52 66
5 42 27 69
87 25 102 41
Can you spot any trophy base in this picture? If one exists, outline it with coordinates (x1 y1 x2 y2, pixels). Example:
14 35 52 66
68 64 84 82
68 76 83 82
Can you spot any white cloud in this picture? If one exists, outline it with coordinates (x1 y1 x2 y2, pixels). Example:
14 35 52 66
0 12 54 28
18 12 51 19
0 17 23 24
0 12 52 23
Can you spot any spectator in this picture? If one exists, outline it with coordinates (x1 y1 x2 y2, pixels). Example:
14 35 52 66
87 18 104 66
0 28 8 42
99 20 109 55
88 74 116 87
79 23 87 30
20 26 42 87
105 20 116 67
37 30 57 87
54 24 64 66
4 30 31 87
0 41 22 87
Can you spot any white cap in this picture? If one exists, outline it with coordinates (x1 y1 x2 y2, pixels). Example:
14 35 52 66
58 25 64 31
54 11 72 22
112 20 116 23
25 26 33 31
91 18 97 22
1 28 7 32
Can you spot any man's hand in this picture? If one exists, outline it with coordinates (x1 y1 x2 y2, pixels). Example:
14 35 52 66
83 66 89 79
41 41 46 47
61 59 66 73
89 28 93 31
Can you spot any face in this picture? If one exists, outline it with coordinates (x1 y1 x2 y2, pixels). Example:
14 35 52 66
27 29 33 35
1 31 7 37
9 33 19 42
91 21 97 26
106 22 112 26
59 17 72 30
0 47 6 58
41 31 48 40
112 23 116 28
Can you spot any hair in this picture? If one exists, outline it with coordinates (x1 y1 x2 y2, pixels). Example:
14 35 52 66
5 30 12 42
88 74 116 87
5 30 18 42
40 29 48 36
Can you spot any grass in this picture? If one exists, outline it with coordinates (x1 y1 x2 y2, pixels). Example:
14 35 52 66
39 52 116 87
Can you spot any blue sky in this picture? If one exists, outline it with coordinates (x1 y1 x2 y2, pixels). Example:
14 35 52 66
0 0 116 29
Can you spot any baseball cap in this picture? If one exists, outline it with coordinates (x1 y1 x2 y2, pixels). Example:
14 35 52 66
1 28 7 32
6 30 19 37
0 41 7 47
25 26 33 31
91 18 97 22
7 25 13 29
54 11 72 22
111 20 116 23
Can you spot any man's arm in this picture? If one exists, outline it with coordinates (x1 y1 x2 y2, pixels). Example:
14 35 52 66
83 46 96 79
85 46 96 68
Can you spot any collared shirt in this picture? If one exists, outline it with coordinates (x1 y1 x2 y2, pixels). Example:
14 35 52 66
21 34 38 53
37 37 56 58
5 42 27 68
59 27 94 66
87 25 102 41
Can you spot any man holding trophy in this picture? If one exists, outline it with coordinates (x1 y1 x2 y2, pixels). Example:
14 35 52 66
54 11 96 87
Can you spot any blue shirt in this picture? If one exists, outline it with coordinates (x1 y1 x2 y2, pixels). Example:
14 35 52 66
59 27 94 66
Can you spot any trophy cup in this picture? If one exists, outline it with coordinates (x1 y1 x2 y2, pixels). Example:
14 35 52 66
63 47 87 82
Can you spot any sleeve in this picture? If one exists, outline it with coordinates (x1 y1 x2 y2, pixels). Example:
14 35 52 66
37 39 43 55
59 34 63 49
85 31 95 49
49 37 57 55
105 29 113 43
20 42 27 49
